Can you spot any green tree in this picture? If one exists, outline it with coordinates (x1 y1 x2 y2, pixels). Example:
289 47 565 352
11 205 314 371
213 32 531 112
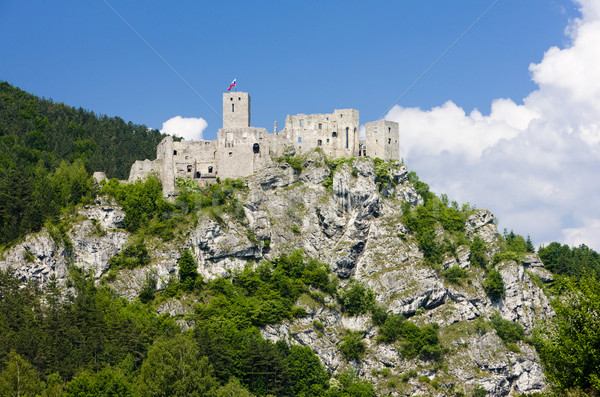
0 350 44 397
64 366 133 397
338 280 375 316
214 378 255 397
137 334 218 397
534 276 600 394
285 345 329 396
483 270 505 301
178 249 200 292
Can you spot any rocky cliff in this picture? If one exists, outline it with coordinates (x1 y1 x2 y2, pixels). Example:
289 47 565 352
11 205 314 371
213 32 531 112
0 152 555 396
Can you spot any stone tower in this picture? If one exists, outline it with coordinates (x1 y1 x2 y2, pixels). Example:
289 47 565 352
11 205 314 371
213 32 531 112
223 92 251 129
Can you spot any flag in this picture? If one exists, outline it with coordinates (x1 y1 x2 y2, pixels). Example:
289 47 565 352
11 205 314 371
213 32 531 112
227 79 236 91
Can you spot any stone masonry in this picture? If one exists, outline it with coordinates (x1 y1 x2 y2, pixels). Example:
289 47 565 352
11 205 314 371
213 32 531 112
128 92 400 196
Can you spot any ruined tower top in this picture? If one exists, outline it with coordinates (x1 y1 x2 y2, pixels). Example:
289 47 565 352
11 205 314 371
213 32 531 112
222 92 250 129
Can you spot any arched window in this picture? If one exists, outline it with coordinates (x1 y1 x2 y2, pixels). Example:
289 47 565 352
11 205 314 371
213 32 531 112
332 131 337 138
173 150 177 155
208 166 213 173
195 172 200 178
187 165 192 172
232 103 235 112
253 143 260 153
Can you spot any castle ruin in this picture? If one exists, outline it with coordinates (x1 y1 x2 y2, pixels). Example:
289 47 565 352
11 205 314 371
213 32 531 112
128 92 400 196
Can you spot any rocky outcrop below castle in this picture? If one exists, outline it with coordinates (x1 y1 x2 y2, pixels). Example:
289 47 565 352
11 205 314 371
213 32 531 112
0 152 554 396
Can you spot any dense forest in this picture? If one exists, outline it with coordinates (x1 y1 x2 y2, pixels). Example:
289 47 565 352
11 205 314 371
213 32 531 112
0 82 166 245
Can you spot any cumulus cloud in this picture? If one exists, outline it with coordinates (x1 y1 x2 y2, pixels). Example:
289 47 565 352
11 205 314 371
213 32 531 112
161 116 208 141
385 0 600 250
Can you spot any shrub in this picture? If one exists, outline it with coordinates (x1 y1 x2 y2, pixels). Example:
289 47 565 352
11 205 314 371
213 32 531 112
484 270 505 300
398 322 442 361
290 306 307 318
313 320 325 331
339 330 366 361
338 280 375 316
375 313 444 361
443 266 468 285
470 237 488 269
376 313 405 343
276 154 305 171
322 156 354 190
373 158 394 192
109 239 150 270
371 305 388 326
489 312 524 343
472 385 487 397
138 274 157 303
491 251 524 266
402 369 418 382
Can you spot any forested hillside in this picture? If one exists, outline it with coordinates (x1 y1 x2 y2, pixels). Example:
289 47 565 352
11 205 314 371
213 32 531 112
2 84 600 396
0 82 166 245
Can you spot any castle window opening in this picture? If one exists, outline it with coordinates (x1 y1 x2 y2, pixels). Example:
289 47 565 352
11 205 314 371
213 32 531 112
232 104 235 112
195 172 200 178
317 139 322 147
208 166 213 173
374 127 378 133
253 143 260 153
388 127 391 133
345 127 349 149
173 150 178 155
318 123 322 129
299 120 303 126
229 152 232 157
298 137 302 143
238 97 241 100
332 131 337 138
187 165 192 172
230 98 233 101
388 138 391 144
326 138 330 143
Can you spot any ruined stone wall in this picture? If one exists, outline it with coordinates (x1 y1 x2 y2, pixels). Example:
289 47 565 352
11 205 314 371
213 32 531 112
364 120 400 161
172 140 218 186
281 109 359 158
127 91 400 197
216 127 272 178
128 159 162 182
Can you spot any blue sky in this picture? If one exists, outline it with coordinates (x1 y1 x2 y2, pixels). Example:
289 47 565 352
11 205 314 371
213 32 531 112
3 0 600 250
0 1 576 137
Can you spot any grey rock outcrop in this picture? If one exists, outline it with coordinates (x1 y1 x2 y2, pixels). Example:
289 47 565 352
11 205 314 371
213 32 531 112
1 154 555 396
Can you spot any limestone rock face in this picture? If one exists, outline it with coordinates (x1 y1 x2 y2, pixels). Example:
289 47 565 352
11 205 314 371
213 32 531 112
466 209 499 244
1 154 555 396
0 202 128 286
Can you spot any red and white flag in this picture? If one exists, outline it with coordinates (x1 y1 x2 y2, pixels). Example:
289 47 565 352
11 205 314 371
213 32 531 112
227 79 236 91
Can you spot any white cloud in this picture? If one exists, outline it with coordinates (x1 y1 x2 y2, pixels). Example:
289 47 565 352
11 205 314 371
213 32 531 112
161 116 208 141
385 0 600 251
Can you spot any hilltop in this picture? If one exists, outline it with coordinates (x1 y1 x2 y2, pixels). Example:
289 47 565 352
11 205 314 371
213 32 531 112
0 151 555 396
